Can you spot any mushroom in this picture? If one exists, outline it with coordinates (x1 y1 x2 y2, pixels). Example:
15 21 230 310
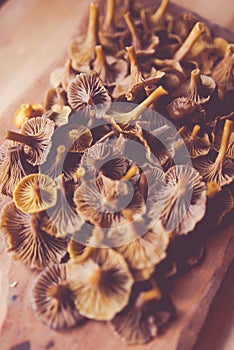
147 0 170 29
67 72 111 124
74 173 145 228
168 12 198 41
167 96 206 123
6 116 55 166
13 173 57 214
178 124 212 158
193 119 234 187
67 247 134 320
92 45 128 85
212 44 234 99
14 103 44 129
31 264 83 329
0 202 68 269
106 86 168 124
44 87 68 111
49 104 72 127
205 185 233 226
0 141 36 196
67 126 93 153
108 218 170 270
42 175 83 237
148 165 207 235
69 3 99 72
214 120 234 159
110 279 172 344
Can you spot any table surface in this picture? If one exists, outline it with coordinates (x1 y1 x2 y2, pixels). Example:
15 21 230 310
0 1 233 349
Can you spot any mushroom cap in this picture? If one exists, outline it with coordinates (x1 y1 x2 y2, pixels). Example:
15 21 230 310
109 219 170 269
179 125 211 158
148 165 207 235
68 125 93 153
67 248 134 320
67 72 111 119
13 173 57 214
0 202 68 269
14 103 44 129
31 264 83 329
50 104 71 127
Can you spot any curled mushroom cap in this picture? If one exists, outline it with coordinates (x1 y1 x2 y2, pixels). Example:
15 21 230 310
108 219 170 270
67 72 111 122
69 3 99 72
44 87 68 111
0 202 68 269
193 120 234 187
178 124 211 158
49 104 71 127
67 248 134 320
14 103 44 129
13 173 57 214
148 165 207 235
0 141 36 196
6 116 55 166
31 264 83 329
212 44 234 99
74 173 145 228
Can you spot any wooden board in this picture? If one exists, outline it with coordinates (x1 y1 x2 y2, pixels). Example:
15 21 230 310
0 1 233 350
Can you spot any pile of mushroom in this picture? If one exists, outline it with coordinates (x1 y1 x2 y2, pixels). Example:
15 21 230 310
0 0 233 345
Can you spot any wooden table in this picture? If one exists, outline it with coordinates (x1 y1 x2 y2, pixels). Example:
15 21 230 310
0 1 233 349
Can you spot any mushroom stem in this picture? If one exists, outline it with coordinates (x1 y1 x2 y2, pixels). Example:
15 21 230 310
173 22 205 61
56 145 66 163
121 165 139 180
136 281 162 308
190 124 201 141
6 130 35 147
215 119 233 167
94 45 107 66
189 68 202 93
73 166 85 184
97 130 115 143
126 45 142 86
151 0 169 25
124 12 141 50
126 45 139 67
103 0 115 32
206 181 220 198
86 3 99 44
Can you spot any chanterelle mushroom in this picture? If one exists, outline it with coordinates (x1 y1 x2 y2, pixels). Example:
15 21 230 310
0 202 68 269
67 247 134 320
31 264 83 329
13 173 57 214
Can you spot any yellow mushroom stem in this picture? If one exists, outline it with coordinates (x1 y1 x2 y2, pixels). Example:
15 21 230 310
215 119 233 170
189 68 202 92
73 166 85 184
124 12 140 48
96 130 115 144
126 45 139 68
173 22 205 61
122 165 139 180
206 181 220 198
151 0 169 25
86 3 99 44
6 130 36 147
94 45 108 66
126 45 142 88
136 280 162 308
103 0 115 32
190 124 201 141
88 264 103 287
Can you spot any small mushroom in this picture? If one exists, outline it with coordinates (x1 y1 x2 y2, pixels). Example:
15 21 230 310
109 218 170 270
49 104 72 127
13 173 57 214
92 45 128 85
42 175 83 237
167 96 206 123
0 202 68 269
110 279 171 344
67 72 111 123
14 103 44 129
67 247 134 320
148 165 207 235
0 141 36 196
69 3 99 72
31 263 83 329
193 119 234 187
106 86 168 124
44 87 68 111
178 124 211 158
68 126 93 153
6 116 55 166
74 173 145 228
214 120 234 159
212 44 234 99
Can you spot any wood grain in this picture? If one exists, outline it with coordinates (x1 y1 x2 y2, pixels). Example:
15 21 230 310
0 1 233 350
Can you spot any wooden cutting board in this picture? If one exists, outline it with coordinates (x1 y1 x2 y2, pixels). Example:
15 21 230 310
0 1 233 349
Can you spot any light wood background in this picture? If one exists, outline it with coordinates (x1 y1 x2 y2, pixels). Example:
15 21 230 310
0 1 233 349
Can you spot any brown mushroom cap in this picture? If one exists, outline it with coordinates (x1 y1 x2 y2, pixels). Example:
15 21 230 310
179 124 211 158
13 173 57 214
14 103 44 129
0 202 68 269
31 264 83 329
67 248 134 320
